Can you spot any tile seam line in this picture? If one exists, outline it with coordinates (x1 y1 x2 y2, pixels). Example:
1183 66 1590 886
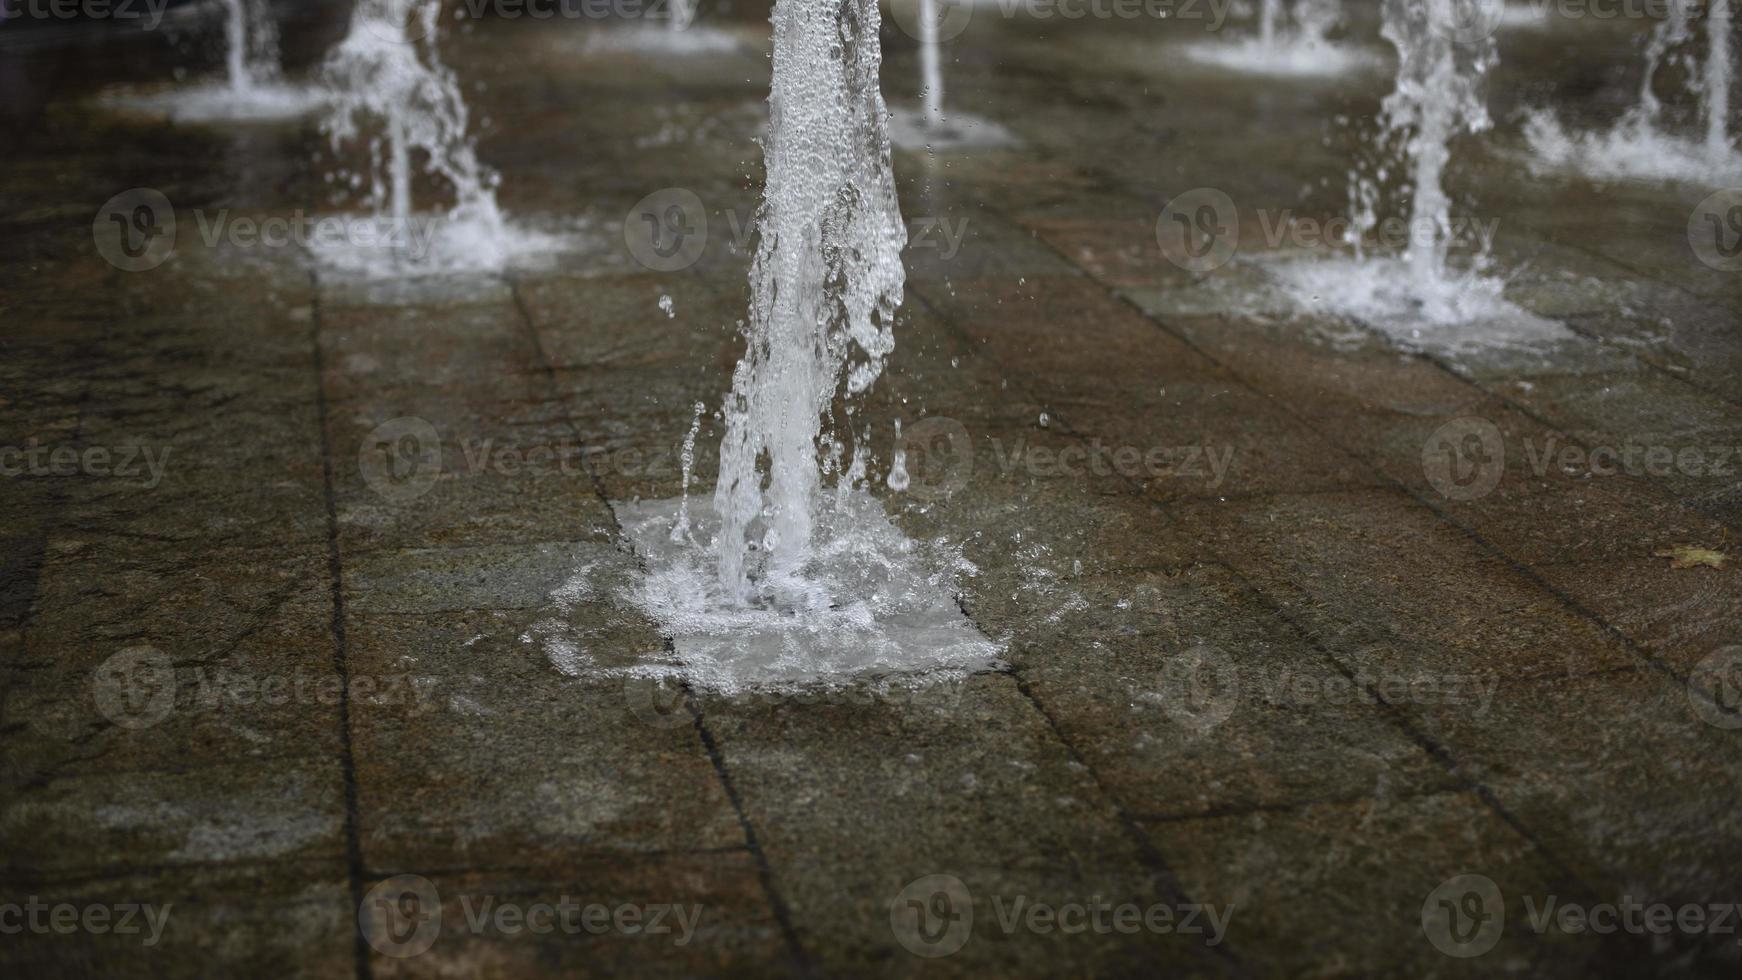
307 268 375 980
904 283 1250 980
921 206 1604 897
995 206 1705 690
503 273 814 980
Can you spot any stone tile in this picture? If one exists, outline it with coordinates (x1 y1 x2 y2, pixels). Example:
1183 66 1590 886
345 612 741 871
0 758 348 876
911 275 1224 389
1401 669 1742 905
701 671 1232 977
361 853 785 978
1004 563 1458 820
0 862 352 980
1152 792 1640 978
1172 490 1641 681
1532 556 1742 676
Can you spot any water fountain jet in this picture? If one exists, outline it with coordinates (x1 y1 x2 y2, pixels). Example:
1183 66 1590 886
1524 0 1741 182
1267 0 1567 352
1184 0 1378 77
98 0 325 123
605 0 1000 693
312 0 555 277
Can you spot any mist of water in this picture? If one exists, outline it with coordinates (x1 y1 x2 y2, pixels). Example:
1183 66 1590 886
919 0 945 129
1376 0 1496 294
712 0 908 609
1705 0 1732 157
1184 0 1372 77
317 0 530 274
1524 0 1739 182
222 0 281 93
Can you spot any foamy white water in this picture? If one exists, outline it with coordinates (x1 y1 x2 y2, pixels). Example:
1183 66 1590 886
1273 0 1569 350
1523 0 1742 183
98 0 325 123
314 0 558 277
711 0 908 608
598 0 996 693
614 496 1000 694
1183 0 1379 77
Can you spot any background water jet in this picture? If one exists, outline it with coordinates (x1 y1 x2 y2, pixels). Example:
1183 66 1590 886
1182 0 1378 77
602 0 999 692
314 0 554 277
98 0 324 123
1268 0 1568 351
1523 0 1742 182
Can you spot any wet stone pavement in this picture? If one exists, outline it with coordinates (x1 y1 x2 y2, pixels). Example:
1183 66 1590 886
3 1 1742 977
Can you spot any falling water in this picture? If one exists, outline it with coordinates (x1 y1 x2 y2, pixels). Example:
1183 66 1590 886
1259 0 1281 46
1524 0 1740 181
1269 0 1567 348
670 0 695 31
221 0 281 92
598 0 997 691
316 0 547 275
919 0 945 129
1184 0 1373 76
1383 0 1495 294
1705 0 1732 158
712 0 908 608
1637 0 1690 125
99 0 321 122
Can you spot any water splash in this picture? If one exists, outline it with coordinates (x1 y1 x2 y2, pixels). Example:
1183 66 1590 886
606 0 998 693
919 0 945 129
314 0 556 276
887 0 1019 150
98 0 324 123
1269 0 1567 350
711 0 909 609
223 0 279 92
1184 0 1379 77
1524 0 1742 183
